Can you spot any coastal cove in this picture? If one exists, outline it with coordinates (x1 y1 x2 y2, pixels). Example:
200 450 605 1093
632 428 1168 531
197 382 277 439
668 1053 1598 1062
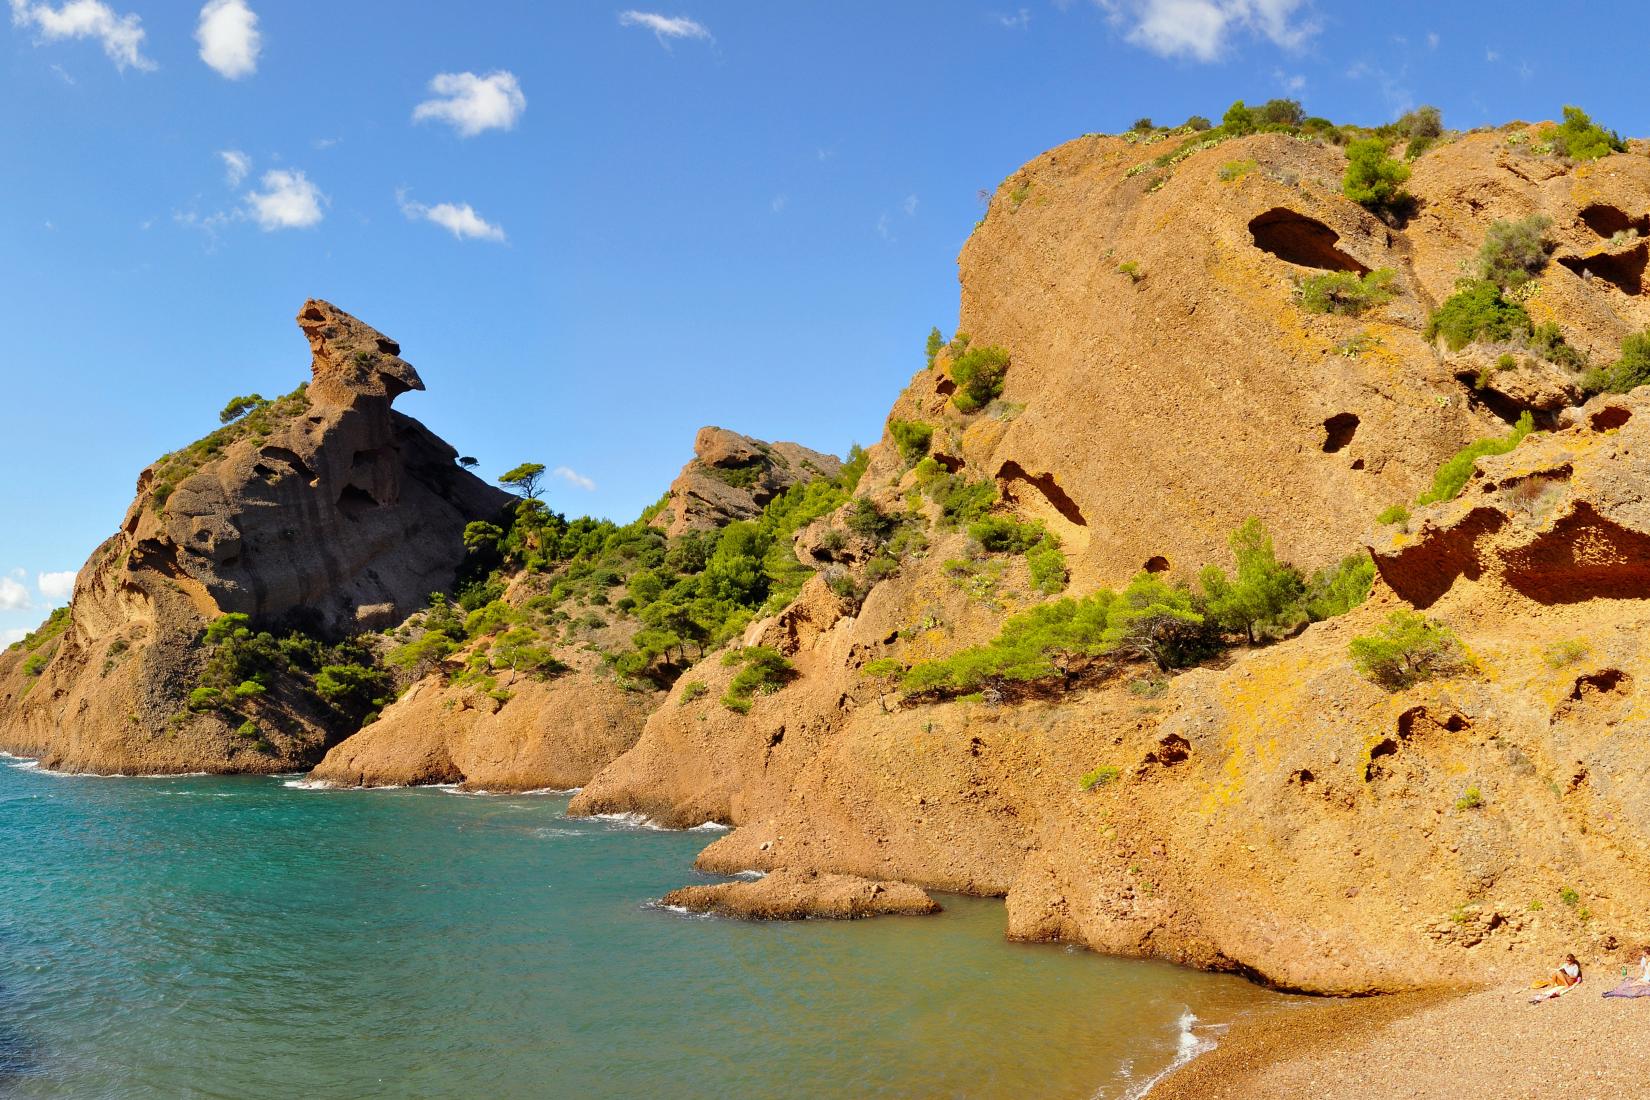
0 757 1289 1100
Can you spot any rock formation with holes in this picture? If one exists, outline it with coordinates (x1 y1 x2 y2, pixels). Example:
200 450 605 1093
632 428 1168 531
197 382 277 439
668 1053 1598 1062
650 426 843 538
573 126 1650 988
0 300 512 775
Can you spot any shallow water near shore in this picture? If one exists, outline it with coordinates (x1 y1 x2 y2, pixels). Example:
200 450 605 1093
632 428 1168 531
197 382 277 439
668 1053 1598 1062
0 757 1288 1099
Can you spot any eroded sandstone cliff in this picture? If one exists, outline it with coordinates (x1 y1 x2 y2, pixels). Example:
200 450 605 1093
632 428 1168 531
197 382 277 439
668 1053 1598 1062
0 301 510 774
570 126 1650 991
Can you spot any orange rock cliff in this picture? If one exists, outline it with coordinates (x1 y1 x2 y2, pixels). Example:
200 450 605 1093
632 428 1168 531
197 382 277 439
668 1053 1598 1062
8 123 1650 993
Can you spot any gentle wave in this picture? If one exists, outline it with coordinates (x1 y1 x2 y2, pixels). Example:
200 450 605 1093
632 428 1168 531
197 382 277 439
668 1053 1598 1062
1119 1009 1218 1100
3 759 209 779
588 812 730 834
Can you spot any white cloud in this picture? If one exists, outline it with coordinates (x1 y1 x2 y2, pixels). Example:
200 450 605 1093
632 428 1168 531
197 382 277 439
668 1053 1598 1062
1426 31 1439 49
876 212 893 241
10 0 155 71
998 8 1031 28
901 194 919 216
552 466 596 492
48 61 73 83
0 577 31 611
219 148 250 186
770 194 787 214
0 628 25 647
618 10 712 45
245 169 325 230
1094 0 1317 61
1274 68 1305 92
1485 48 1499 62
195 0 259 79
396 190 505 242
37 571 75 603
412 71 525 137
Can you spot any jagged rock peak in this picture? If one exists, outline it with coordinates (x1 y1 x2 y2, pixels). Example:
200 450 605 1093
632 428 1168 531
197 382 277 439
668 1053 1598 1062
651 426 843 537
297 299 424 407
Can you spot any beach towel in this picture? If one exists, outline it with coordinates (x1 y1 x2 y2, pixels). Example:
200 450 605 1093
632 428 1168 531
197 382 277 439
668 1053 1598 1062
1602 980 1650 998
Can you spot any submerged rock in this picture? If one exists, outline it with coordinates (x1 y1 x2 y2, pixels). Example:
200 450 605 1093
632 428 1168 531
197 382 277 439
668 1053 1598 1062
661 870 941 920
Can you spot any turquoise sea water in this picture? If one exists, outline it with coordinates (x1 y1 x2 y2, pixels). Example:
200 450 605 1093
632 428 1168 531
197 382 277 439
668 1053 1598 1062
0 755 1288 1099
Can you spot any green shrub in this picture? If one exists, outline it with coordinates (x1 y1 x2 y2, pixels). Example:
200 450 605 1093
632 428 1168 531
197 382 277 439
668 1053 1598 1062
1218 159 1257 182
1455 786 1483 811
923 474 997 528
720 646 796 711
1342 138 1411 211
218 393 268 425
11 606 71 654
1116 260 1143 283
230 680 266 701
1559 886 1580 908
1415 412 1534 505
678 679 708 705
1025 538 1068 595
1582 330 1650 395
236 719 258 738
845 499 894 542
1544 106 1623 161
187 686 222 711
968 515 1044 554
1080 765 1121 790
862 658 904 680
1199 518 1305 643
1477 215 1552 290
1376 504 1410 526
1542 638 1590 669
1220 100 1255 136
888 419 934 466
1424 280 1531 350
314 663 393 712
21 651 51 677
1302 552 1376 622
1296 268 1397 315
950 346 1011 413
925 327 944 368
1528 324 1587 372
1349 610 1468 690
1395 105 1443 140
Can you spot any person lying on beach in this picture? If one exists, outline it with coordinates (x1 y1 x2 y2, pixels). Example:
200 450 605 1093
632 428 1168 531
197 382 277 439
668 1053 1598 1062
1530 954 1583 1002
1603 945 1650 999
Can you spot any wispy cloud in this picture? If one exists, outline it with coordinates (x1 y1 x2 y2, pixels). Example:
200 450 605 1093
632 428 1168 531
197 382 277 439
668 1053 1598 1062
397 190 506 242
1426 31 1439 49
1273 67 1305 92
901 194 919 216
876 212 893 241
245 169 325 230
219 149 251 187
37 571 74 603
998 8 1031 28
1091 0 1317 62
9 0 155 72
770 194 787 214
618 10 712 46
195 0 259 79
412 71 526 137
0 628 25 647
552 466 596 492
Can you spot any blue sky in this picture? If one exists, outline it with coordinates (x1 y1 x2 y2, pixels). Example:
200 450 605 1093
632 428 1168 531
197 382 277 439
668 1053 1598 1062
3 0 1648 642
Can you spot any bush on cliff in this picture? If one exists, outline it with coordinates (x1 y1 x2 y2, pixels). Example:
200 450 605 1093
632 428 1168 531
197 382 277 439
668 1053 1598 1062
950 346 1011 413
1477 215 1553 291
1424 280 1531 350
888 419 934 467
1199 518 1306 643
720 645 796 713
1542 106 1624 161
150 384 310 514
1415 412 1534 505
1296 269 1397 316
1582 330 1650 395
1302 553 1376 621
1350 611 1469 690
1342 138 1411 213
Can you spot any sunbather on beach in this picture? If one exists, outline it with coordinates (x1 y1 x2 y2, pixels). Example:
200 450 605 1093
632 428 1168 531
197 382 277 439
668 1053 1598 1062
1603 945 1650 999
1530 954 1582 1002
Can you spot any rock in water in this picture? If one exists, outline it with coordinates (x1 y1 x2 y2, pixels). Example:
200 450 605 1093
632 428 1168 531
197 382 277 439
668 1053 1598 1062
0 300 511 775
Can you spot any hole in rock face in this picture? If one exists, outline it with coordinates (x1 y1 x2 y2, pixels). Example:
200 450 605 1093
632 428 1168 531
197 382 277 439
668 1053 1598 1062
336 484 379 519
1557 245 1647 295
1248 208 1370 273
1570 669 1631 702
1291 768 1315 785
1502 501 1650 603
1144 734 1191 767
931 452 964 473
302 305 326 322
1351 458 1366 470
935 377 956 397
995 460 1088 527
1578 204 1650 239
375 337 401 356
1591 405 1632 431
1322 413 1359 453
1143 556 1170 574
1365 738 1399 781
259 446 317 484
